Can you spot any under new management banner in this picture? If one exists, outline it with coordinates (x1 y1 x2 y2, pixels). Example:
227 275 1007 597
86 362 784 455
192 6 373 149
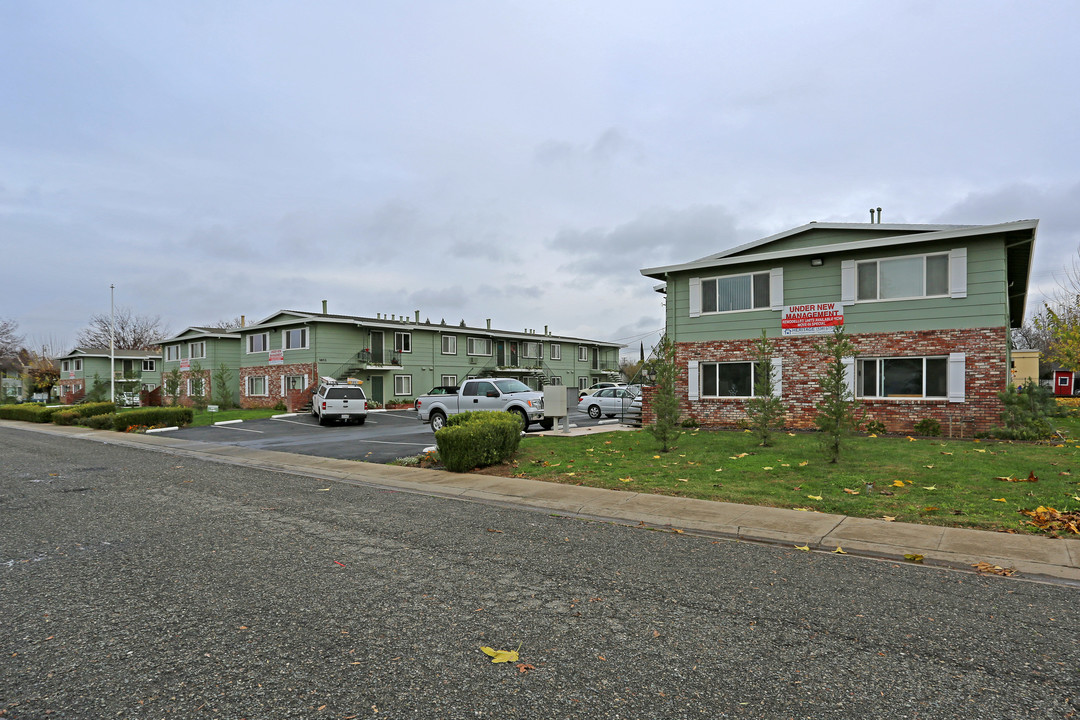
780 302 844 336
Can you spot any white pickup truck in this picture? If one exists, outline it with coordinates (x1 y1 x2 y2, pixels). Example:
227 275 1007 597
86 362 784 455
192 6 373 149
311 377 368 426
415 378 552 432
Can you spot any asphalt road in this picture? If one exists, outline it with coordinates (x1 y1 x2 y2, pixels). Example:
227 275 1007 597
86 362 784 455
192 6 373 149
3 428 1079 719
166 409 618 464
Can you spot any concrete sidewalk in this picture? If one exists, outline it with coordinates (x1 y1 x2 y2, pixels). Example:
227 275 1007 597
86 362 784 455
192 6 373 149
5 419 1079 585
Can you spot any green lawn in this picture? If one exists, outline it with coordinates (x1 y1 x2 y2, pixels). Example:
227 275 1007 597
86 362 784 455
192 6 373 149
188 408 284 427
507 425 1080 534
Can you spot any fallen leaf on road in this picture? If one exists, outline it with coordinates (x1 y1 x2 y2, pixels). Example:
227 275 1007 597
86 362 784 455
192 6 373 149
794 544 810 551
833 546 847 554
904 553 924 563
881 516 896 522
481 644 520 664
516 663 535 673
972 561 1017 576
486 529 503 533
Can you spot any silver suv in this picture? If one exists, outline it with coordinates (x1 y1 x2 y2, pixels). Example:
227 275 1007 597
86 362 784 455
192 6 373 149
312 378 368 426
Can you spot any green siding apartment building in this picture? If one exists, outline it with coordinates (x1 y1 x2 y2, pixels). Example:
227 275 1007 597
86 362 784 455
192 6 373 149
235 308 624 409
640 219 1037 435
54 347 163 404
159 327 242 407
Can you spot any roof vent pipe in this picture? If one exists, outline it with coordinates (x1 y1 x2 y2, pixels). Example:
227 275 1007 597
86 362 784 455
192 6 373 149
869 208 875 223
322 299 328 314
486 319 491 330
415 310 420 323
240 315 245 327
544 325 548 335
876 207 882 224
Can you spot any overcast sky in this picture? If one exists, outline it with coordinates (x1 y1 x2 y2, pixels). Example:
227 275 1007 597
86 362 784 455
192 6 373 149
3 1 1078 356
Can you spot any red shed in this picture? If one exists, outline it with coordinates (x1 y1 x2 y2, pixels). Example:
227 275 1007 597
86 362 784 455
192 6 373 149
1054 370 1075 396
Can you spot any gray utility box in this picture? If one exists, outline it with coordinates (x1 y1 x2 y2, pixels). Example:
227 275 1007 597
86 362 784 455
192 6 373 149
542 385 570 418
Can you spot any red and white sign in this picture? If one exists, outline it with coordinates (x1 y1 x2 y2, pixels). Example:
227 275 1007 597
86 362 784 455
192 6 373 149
268 349 284 365
781 302 844 336
180 359 190 371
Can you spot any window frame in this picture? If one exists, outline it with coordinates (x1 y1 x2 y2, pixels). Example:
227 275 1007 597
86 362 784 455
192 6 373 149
856 356 949 399
467 337 492 356
246 375 268 396
61 360 70 372
165 345 181 362
247 333 269 354
578 346 589 362
143 359 156 372
187 377 205 396
394 374 413 396
550 343 561 361
699 361 767 398
855 252 950 302
189 341 206 359
441 374 458 386
441 335 457 355
700 271 771 314
283 328 308 350
522 341 541 359
394 331 412 353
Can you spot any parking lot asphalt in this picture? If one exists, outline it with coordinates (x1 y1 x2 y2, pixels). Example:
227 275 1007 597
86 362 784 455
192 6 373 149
166 408 622 464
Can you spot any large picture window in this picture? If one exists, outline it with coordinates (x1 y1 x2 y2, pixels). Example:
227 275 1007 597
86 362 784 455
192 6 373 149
857 357 948 398
467 337 492 356
702 272 770 313
857 253 949 301
701 361 766 397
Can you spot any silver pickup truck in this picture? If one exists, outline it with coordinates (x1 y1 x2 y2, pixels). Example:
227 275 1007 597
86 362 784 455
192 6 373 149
415 377 552 432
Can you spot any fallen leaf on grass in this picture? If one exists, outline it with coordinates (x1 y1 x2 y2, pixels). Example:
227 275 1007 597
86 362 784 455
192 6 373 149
940 451 954 455
798 460 809 467
992 498 1008 503
762 466 773 470
972 561 1017 576
891 480 906 488
618 477 634 483
881 516 896 522
843 488 860 495
923 465 935 469
480 644 520 664
922 485 937 491
904 553 924 563
807 494 822 500
1019 506 1080 534
907 436 917 442
677 478 689 482
923 506 938 512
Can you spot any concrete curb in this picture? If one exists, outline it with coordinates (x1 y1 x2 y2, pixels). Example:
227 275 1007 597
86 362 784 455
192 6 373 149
3 419 1077 584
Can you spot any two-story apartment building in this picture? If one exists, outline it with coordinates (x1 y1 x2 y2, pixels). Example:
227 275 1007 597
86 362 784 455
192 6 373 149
640 219 1038 435
236 306 624 409
54 347 163 404
159 327 242 406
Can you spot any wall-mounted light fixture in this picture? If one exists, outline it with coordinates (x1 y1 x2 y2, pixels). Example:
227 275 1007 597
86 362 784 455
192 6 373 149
810 257 824 267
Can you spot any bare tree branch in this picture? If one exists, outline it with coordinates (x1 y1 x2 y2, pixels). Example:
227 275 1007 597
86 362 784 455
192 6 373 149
74 307 169 351
0 317 24 361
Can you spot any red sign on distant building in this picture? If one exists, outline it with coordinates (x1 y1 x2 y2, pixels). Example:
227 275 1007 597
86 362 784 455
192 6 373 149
180 359 190 371
781 302 844 336
268 349 284 365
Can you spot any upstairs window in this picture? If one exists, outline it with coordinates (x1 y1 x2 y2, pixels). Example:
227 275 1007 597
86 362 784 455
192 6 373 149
578 346 589 362
189 341 206 359
165 345 180 362
702 272 771 313
467 337 492 356
441 335 457 354
550 343 562 361
522 341 541 359
394 332 412 353
284 328 308 350
857 253 949 301
143 360 156 372
247 333 269 353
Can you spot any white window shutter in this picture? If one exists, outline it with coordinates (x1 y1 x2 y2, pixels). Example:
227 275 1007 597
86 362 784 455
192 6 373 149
842 357 855 397
770 267 784 310
688 360 699 401
950 248 967 298
771 357 783 398
948 353 966 402
689 278 701 318
841 260 855 303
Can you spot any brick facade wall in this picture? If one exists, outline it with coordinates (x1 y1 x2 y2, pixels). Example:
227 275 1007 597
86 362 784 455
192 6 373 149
173 369 213 407
646 327 1008 437
238 363 317 409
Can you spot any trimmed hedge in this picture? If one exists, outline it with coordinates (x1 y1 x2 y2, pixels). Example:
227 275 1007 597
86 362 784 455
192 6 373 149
111 407 193 431
53 402 117 426
0 403 62 423
435 411 522 472
83 413 118 430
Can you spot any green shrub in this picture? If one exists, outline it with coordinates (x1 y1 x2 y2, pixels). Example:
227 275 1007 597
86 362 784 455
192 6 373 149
52 409 82 426
988 384 1056 440
436 411 522 472
83 413 118 430
0 403 61 423
913 418 941 436
112 406 193 431
864 419 886 435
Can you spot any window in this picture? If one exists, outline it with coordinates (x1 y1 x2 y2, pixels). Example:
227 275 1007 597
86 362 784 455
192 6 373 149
165 345 180 362
284 375 307 391
578 346 589 362
189 341 206 359
578 377 589 390
246 375 267 396
60 360 69 372
550 343 561 361
522 341 541 359
187 377 205 396
394 332 412 353
1059 376 1071 386
700 272 771 313
700 362 767 398
394 374 412 396
467 337 492 356
284 328 308 350
857 357 948 398
857 253 949 301
143 360 156 372
73 359 82 371
441 335 457 355
247 333 269 353
441 374 458 386
549 376 562 386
